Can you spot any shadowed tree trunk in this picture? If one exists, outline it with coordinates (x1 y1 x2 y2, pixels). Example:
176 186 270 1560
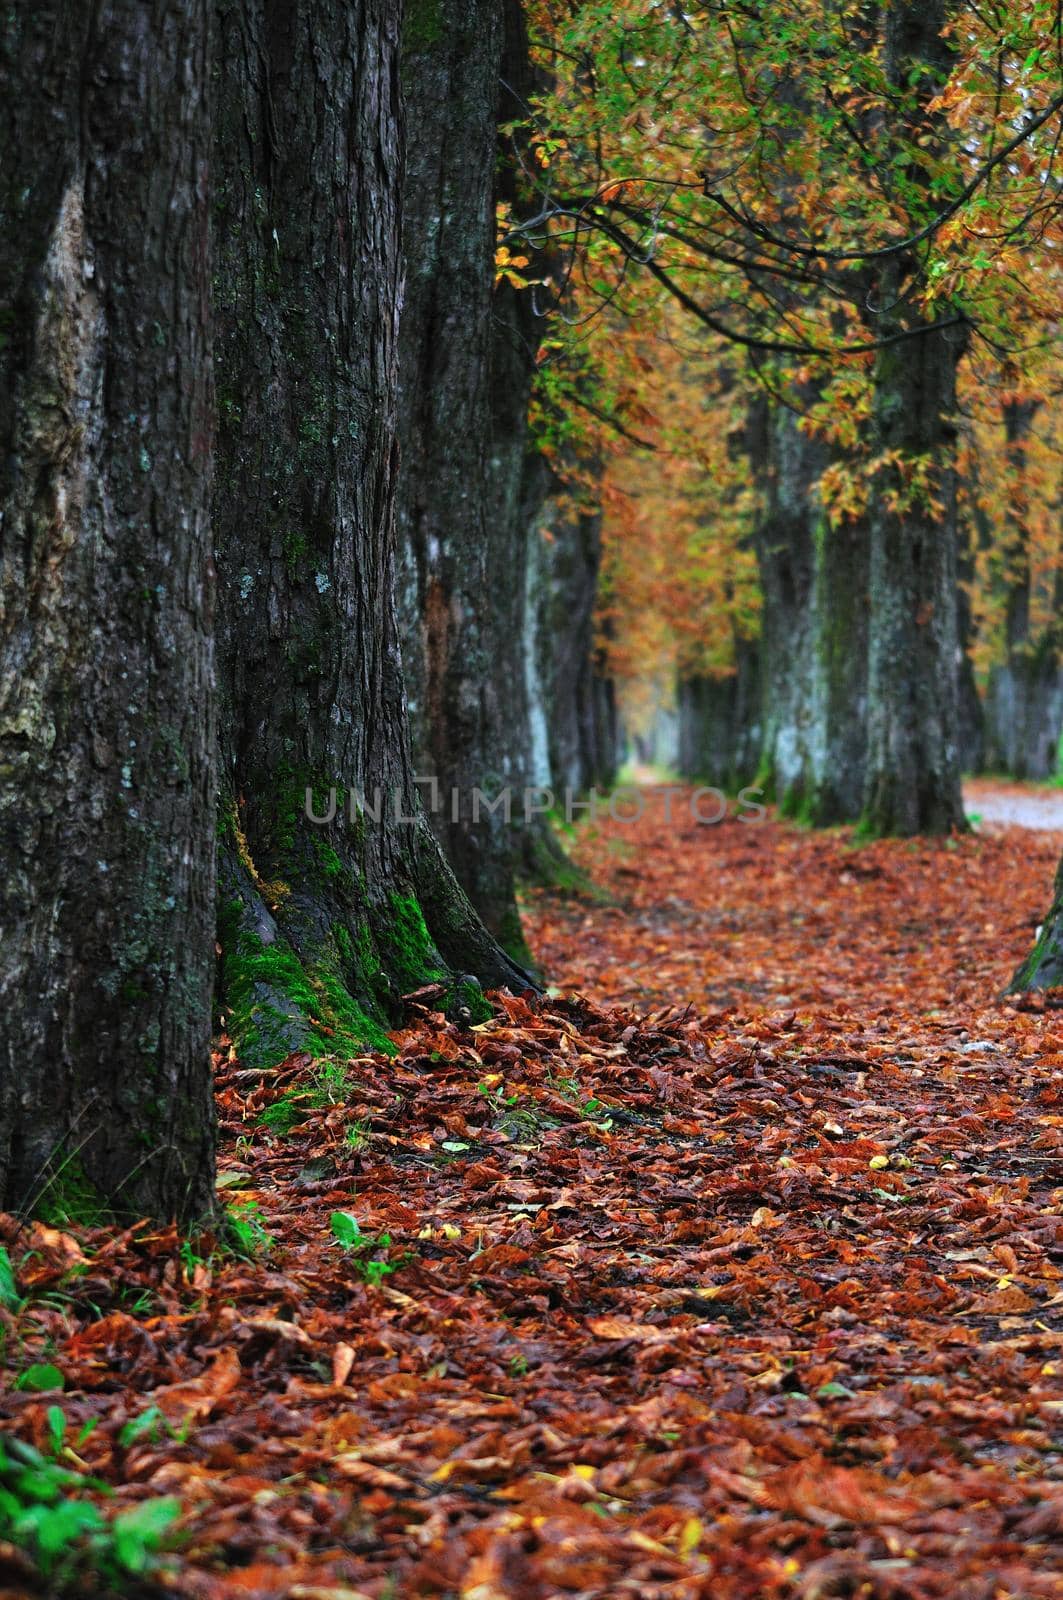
806 509 870 823
956 503 985 773
751 394 869 823
396 0 577 954
754 400 819 811
677 393 764 794
1010 853 1063 993
212 0 531 1071
860 0 967 836
984 400 1063 778
395 0 519 952
0 0 217 1221
525 458 619 798
692 387 870 823
677 633 762 790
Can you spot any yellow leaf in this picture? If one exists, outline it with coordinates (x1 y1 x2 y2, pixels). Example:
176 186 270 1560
629 1532 672 1556
678 1516 703 1556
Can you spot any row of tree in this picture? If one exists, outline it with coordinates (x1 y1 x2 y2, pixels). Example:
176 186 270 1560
0 0 612 1222
2 0 1062 1223
597 338 1063 811
519 0 1063 980
524 0 1063 832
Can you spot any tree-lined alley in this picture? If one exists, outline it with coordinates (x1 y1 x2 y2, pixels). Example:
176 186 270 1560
4 0 1063 1591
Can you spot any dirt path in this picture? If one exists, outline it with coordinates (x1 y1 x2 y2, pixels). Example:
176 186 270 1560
965 777 1063 832
524 785 1060 1016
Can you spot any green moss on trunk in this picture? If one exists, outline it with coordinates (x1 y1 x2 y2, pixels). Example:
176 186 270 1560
379 895 447 994
221 925 395 1065
1009 859 1063 992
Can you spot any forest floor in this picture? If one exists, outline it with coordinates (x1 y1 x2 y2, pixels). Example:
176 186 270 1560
4 790 1063 1598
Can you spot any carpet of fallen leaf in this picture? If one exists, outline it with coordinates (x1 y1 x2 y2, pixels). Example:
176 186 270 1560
5 789 1063 1600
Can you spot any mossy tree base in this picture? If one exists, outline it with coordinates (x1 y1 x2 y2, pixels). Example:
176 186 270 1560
517 815 599 900
856 780 969 841
217 804 531 1070
1009 856 1063 993
211 1 534 1075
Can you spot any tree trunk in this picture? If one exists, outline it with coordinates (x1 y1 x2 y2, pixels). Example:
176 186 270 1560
805 509 870 823
1010 852 1063 993
860 0 967 835
526 459 619 796
742 391 870 824
753 402 819 812
0 1 217 1221
395 0 508 940
984 401 1063 778
956 505 986 773
396 0 573 955
212 0 531 1072
677 633 762 789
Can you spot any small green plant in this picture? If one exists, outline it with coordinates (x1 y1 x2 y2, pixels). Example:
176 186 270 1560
40 1408 100 1467
32 1156 107 1230
329 1211 410 1286
0 1246 21 1312
118 1405 191 1450
14 1363 65 1394
259 1061 356 1135
313 1060 352 1099
178 1237 207 1280
477 1080 519 1108
581 1096 611 1121
551 1073 582 1101
343 1117 371 1153
0 1435 180 1588
177 1202 273 1281
119 1407 166 1450
116 1286 156 1317
225 1201 273 1258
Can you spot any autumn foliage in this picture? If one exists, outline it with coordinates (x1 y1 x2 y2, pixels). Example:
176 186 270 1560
514 1 1063 740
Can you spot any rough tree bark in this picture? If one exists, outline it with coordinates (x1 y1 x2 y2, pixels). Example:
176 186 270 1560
396 0 577 953
1011 854 1063 993
750 395 870 823
212 0 531 1071
860 0 967 835
753 400 818 808
0 0 217 1221
956 502 986 773
524 458 619 798
984 400 1063 779
395 0 519 952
